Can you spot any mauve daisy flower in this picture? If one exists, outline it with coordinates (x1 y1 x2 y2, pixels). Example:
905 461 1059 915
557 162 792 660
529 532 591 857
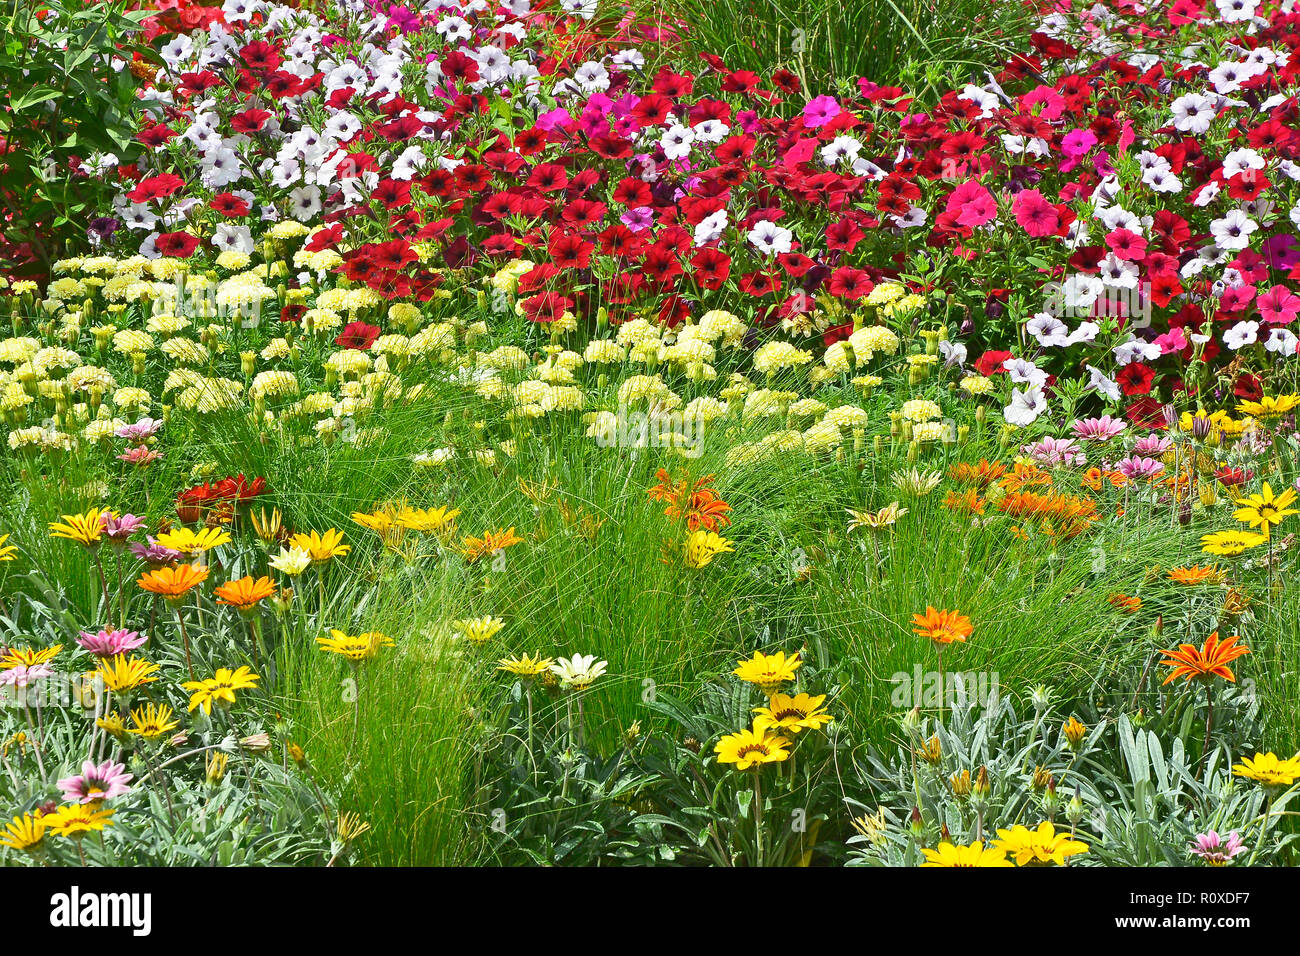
115 418 163 441
1191 830 1246 865
77 628 147 657
102 513 146 542
1116 455 1165 480
0 664 53 688
57 760 133 805
1071 415 1128 441
129 537 183 567
1132 435 1173 456
118 446 163 466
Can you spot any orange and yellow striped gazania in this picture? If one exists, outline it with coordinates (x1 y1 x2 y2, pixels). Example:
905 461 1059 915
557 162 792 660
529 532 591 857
1158 632 1250 685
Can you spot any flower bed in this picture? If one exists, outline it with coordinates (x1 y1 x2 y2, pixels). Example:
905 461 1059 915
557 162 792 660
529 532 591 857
1 0 1299 868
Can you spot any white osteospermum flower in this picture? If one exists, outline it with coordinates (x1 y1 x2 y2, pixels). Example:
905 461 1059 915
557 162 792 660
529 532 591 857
550 653 608 690
269 546 312 576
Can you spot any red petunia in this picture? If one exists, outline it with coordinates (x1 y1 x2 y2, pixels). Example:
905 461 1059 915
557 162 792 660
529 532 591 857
335 322 383 350
154 231 200 258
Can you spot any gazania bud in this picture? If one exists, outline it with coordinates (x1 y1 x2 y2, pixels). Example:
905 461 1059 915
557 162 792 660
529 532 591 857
1063 716 1087 749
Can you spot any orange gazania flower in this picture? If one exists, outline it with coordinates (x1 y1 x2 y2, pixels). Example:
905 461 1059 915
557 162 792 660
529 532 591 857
997 461 1052 492
1168 564 1223 586
138 564 209 599
664 487 733 532
912 607 973 645
214 575 276 612
1107 593 1142 613
1158 632 1250 685
947 459 1006 488
943 488 985 516
461 527 524 563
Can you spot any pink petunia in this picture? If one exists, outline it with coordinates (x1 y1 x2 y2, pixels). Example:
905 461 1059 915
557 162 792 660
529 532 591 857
946 180 997 228
1012 189 1058 238
1258 284 1300 324
802 95 840 128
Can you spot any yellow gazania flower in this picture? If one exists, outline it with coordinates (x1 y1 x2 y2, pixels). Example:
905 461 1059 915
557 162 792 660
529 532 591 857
496 653 554 678
0 644 63 670
0 811 46 851
1232 482 1299 537
992 821 1089 866
288 528 351 564
181 666 260 714
733 650 802 693
0 533 18 562
1232 752 1300 788
714 725 791 770
395 505 460 534
137 563 209 600
453 616 505 645
752 692 834 734
46 804 115 839
154 526 231 554
95 655 161 692
316 629 394 662
1201 529 1267 556
683 529 733 568
921 840 1013 867
462 527 524 563
48 508 108 547
351 505 399 536
846 501 907 531
213 575 276 611
96 712 129 740
127 702 179 740
1237 394 1300 421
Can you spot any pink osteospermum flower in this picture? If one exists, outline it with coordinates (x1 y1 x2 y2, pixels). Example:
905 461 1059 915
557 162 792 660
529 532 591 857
0 664 53 687
118 445 163 466
1116 455 1166 480
102 513 146 542
57 759 133 805
1132 435 1173 456
1022 436 1086 467
1071 415 1128 441
115 417 163 441
77 628 147 657
1191 830 1245 866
